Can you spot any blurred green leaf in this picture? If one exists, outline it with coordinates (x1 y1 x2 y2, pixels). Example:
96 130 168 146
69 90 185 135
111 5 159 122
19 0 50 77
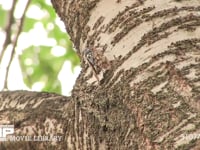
19 45 67 93
48 24 66 39
23 17 37 32
0 6 7 27
0 0 81 94
18 0 80 94
32 0 56 19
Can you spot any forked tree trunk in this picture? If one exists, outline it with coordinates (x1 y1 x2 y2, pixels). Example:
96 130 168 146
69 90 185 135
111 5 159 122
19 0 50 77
1 0 200 149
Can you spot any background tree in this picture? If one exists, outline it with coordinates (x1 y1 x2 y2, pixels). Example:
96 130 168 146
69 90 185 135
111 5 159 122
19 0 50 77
1 0 200 149
0 0 79 94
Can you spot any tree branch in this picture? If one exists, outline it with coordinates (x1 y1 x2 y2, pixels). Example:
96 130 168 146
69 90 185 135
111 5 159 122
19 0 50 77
0 0 18 63
3 0 31 90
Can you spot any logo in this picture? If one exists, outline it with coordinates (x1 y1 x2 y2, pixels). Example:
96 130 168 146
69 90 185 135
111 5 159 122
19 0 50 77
0 125 14 141
0 124 62 142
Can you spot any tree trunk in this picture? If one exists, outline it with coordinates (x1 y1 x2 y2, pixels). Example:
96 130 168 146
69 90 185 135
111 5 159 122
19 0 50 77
1 0 200 149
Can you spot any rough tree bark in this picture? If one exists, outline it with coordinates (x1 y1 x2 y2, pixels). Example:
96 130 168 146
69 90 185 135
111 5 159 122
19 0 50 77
1 0 200 149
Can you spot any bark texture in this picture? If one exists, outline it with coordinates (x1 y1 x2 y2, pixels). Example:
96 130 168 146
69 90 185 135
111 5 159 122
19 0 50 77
1 0 200 149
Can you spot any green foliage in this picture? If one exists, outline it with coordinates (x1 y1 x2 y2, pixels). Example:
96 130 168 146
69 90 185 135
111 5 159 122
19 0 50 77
0 6 7 27
23 18 38 32
0 0 80 94
19 46 67 93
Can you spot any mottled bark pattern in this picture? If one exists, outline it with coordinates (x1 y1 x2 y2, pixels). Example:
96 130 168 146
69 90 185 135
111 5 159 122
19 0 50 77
0 91 72 149
1 0 200 149
51 0 200 149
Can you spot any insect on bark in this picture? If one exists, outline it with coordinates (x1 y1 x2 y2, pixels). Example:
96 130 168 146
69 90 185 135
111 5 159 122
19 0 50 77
83 47 111 83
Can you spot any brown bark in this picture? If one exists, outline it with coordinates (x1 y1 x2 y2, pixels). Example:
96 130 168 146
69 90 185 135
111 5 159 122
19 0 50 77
1 0 200 149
